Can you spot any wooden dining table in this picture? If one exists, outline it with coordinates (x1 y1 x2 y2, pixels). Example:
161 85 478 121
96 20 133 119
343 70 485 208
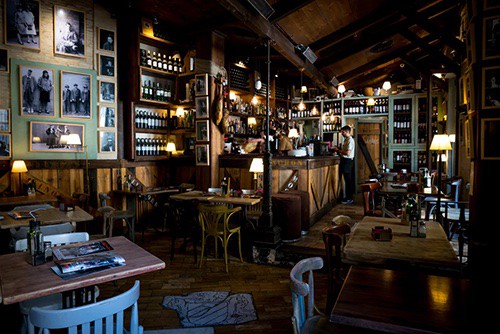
0 206 94 230
378 182 440 218
344 216 459 270
0 194 58 209
330 266 474 333
0 236 165 305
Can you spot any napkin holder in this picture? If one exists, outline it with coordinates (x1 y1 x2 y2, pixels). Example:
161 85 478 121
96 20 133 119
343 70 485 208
371 226 393 241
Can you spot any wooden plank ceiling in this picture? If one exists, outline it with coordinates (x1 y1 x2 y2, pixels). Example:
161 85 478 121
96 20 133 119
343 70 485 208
104 0 463 96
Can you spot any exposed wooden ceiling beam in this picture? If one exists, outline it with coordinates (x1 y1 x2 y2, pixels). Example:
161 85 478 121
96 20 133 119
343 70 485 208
399 29 459 74
216 0 331 92
269 0 315 23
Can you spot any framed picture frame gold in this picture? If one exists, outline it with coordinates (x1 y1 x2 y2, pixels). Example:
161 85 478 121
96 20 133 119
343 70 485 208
482 16 500 60
19 65 55 117
481 118 500 160
98 130 116 153
195 73 208 96
60 70 92 119
482 66 500 109
0 133 11 159
0 108 11 132
195 143 209 166
0 48 9 73
196 119 209 141
54 5 86 57
96 27 115 52
3 0 40 50
29 121 84 152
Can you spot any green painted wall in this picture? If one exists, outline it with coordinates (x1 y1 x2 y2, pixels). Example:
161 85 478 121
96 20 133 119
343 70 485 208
10 58 97 160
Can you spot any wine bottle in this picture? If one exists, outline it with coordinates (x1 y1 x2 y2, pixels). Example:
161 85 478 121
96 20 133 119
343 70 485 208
146 50 152 68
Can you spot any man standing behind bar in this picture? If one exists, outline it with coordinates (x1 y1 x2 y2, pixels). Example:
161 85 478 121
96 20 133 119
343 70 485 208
333 125 355 204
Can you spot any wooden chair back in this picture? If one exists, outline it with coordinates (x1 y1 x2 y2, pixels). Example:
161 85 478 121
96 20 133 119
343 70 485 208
28 280 143 334
360 182 383 216
290 257 324 334
322 223 351 315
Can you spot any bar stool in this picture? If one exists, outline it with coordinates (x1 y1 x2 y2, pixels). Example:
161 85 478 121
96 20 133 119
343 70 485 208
98 192 136 242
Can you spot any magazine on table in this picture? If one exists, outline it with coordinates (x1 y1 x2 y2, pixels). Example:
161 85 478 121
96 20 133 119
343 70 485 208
53 251 125 274
53 240 114 260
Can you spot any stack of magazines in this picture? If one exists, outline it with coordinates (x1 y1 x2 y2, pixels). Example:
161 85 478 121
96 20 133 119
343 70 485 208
52 241 125 278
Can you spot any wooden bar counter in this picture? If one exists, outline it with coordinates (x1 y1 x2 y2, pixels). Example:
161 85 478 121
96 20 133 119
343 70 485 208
219 154 340 224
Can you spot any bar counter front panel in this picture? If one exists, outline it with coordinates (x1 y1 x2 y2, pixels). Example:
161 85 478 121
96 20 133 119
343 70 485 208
219 155 340 224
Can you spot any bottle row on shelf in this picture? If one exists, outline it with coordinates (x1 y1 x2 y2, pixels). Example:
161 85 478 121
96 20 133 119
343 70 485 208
135 109 169 130
394 151 411 164
135 137 172 156
393 100 412 112
141 80 173 102
140 48 184 74
393 132 412 144
343 98 389 114
172 109 195 130
393 115 412 129
290 108 320 119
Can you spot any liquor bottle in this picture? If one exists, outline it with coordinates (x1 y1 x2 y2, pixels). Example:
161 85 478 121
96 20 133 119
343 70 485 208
178 59 184 74
27 220 36 256
167 56 173 73
140 49 147 66
173 57 178 73
163 54 168 71
146 50 152 68
152 51 158 69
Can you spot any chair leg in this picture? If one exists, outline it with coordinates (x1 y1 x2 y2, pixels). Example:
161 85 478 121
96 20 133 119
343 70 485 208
199 235 206 269
224 237 229 273
238 231 243 263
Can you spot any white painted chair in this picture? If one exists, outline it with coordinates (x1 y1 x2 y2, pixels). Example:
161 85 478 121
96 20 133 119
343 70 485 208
15 232 99 334
27 280 143 334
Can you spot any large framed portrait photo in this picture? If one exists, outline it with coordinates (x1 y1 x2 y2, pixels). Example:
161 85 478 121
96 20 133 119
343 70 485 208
483 16 500 60
61 70 92 119
54 5 85 57
19 65 55 116
30 121 84 152
482 66 500 109
3 0 40 50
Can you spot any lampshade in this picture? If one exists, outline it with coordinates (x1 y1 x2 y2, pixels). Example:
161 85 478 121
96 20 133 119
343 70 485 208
429 134 452 151
337 84 346 94
166 142 176 152
59 135 69 145
382 81 391 91
12 160 28 173
249 158 264 173
66 134 82 145
247 117 257 126
367 98 375 106
32 136 41 143
301 85 308 93
288 128 299 138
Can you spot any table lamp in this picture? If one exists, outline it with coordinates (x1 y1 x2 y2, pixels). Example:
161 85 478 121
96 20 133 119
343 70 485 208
249 157 264 190
429 134 452 218
288 128 299 149
11 160 28 195
166 142 176 157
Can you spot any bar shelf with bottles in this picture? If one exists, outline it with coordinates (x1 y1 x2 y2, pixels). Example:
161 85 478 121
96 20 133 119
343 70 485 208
416 96 439 145
392 150 412 170
133 104 170 160
229 63 251 92
391 97 413 144
139 43 185 75
290 100 321 119
342 96 389 115
140 69 175 105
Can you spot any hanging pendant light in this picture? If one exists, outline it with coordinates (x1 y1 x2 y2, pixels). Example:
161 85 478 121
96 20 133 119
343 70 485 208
382 81 391 91
298 100 306 111
338 84 346 94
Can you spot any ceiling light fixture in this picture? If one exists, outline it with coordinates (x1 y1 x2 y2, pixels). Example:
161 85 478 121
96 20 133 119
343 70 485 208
382 81 391 91
337 84 346 94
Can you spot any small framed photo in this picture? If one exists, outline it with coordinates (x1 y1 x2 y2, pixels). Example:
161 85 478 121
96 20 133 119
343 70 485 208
195 144 210 166
98 130 116 153
195 96 209 118
30 121 84 152
61 70 92 119
482 66 500 109
98 54 115 77
483 16 500 60
196 119 209 141
97 27 115 52
99 80 116 103
19 65 55 116
0 134 11 159
464 116 474 159
481 118 500 160
195 74 208 96
465 68 476 110
4 0 40 50
54 5 85 57
0 108 10 132
98 105 115 127
0 48 9 73
466 22 476 65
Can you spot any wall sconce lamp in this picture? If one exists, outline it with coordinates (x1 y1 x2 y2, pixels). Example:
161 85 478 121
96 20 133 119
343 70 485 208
11 160 28 195
249 157 264 190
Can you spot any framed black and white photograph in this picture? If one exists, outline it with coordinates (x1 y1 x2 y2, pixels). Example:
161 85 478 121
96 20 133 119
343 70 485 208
195 144 209 166
98 130 116 153
3 0 40 50
19 65 55 116
61 70 92 119
0 134 11 159
99 80 115 103
482 66 500 109
485 0 500 10
98 105 115 128
195 96 209 118
464 117 472 159
483 16 500 60
54 5 85 57
0 108 10 132
195 74 208 96
29 121 84 152
465 68 475 110
196 119 209 141
98 54 115 77
466 22 476 65
97 27 115 52
0 48 9 73
481 118 500 160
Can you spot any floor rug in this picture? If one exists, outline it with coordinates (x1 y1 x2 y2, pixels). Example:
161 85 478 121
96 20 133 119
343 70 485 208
162 291 258 327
